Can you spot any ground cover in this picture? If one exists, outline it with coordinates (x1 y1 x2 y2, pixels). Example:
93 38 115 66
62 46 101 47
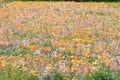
0 1 120 80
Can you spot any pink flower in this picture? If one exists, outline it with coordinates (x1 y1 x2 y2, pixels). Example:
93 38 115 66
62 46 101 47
113 62 119 69
84 66 89 75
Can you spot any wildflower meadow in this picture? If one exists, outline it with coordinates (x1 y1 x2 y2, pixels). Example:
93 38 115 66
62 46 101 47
0 1 120 80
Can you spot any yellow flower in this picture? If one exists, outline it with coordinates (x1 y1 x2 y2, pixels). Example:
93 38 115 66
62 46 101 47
78 60 84 64
9 56 16 61
69 47 75 51
92 61 98 65
30 70 38 76
1 61 7 69
71 66 77 73
101 55 108 59
63 77 69 80
24 53 31 60
46 64 52 70
58 53 63 57
71 59 76 63
97 46 103 51
98 55 101 59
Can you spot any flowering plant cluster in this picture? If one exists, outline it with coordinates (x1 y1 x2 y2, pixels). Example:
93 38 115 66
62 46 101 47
0 1 120 80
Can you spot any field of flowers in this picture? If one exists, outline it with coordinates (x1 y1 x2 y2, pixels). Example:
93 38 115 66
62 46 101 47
0 1 120 80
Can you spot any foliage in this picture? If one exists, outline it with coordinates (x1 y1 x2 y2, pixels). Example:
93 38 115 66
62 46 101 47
44 71 64 80
84 67 120 80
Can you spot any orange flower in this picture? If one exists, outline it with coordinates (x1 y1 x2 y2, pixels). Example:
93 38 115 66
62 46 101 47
33 30 41 34
43 47 51 53
82 52 91 57
55 43 60 48
28 45 35 51
28 45 41 51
